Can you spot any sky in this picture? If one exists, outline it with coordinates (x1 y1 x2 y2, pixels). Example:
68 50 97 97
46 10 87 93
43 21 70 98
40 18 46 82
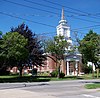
0 0 100 41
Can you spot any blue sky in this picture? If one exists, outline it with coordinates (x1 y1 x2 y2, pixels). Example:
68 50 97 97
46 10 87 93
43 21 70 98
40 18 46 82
0 0 100 40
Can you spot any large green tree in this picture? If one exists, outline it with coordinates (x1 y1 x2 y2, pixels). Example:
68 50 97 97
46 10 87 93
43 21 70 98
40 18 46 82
45 35 68 78
79 30 100 67
0 32 28 76
79 30 100 77
11 23 46 67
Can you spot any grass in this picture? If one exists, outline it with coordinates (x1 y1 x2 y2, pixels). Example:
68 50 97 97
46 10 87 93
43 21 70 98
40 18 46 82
79 73 100 79
85 83 100 89
0 75 79 83
0 75 51 83
0 73 100 83
51 76 82 81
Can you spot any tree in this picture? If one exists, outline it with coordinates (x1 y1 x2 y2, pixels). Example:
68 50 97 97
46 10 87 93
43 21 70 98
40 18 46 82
45 35 68 78
11 23 46 68
79 30 100 77
0 32 28 76
0 31 2 39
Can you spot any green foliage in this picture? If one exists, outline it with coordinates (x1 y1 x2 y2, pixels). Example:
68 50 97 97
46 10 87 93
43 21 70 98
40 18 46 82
38 72 50 76
0 31 2 39
0 32 28 74
0 75 50 83
45 35 68 60
82 64 92 74
59 72 65 78
50 70 58 77
0 69 10 75
50 70 65 78
0 23 46 76
45 35 68 78
0 32 28 60
85 83 100 89
79 30 100 67
11 23 46 66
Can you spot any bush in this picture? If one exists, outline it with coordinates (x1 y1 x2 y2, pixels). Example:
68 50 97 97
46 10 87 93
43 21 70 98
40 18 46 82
37 71 50 76
0 68 10 75
60 72 65 78
50 70 58 77
82 64 92 74
50 70 65 78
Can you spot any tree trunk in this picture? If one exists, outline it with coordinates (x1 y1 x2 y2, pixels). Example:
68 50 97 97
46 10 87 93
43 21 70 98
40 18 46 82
57 60 61 78
57 64 60 78
92 63 94 78
96 68 99 78
19 66 23 77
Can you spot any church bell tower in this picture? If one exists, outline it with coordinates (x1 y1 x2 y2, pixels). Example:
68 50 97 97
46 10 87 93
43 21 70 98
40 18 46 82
56 8 72 46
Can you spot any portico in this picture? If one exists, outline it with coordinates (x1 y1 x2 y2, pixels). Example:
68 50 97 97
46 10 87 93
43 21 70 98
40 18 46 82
65 54 82 75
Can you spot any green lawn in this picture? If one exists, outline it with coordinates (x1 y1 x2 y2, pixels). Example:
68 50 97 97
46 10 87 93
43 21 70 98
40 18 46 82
0 73 100 83
85 83 100 89
0 75 51 83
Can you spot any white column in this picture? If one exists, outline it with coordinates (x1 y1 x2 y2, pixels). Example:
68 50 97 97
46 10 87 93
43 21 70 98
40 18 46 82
67 61 69 75
75 60 79 76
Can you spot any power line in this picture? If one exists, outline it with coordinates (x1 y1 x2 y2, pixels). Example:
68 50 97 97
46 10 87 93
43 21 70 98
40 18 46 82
2 11 100 19
43 0 100 18
1 10 100 33
43 0 100 20
2 0 59 15
39 32 56 35
68 16 100 24
2 11 100 24
1 12 59 17
0 11 100 35
72 24 100 31
23 0 81 15
0 11 55 28
23 0 100 23
1 10 99 41
36 25 100 36
23 0 100 21
43 0 85 14
2 0 100 24
23 0 100 19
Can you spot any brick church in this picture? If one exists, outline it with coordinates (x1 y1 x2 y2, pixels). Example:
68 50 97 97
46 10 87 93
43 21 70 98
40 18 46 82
38 8 83 75
10 9 83 76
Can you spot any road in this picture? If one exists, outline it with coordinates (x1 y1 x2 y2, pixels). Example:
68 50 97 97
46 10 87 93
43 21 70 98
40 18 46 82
0 79 100 98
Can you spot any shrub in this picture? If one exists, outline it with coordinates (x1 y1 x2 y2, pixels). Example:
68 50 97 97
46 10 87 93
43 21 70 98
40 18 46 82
82 64 92 74
60 72 65 78
50 70 65 78
50 70 58 77
0 68 10 75
37 71 50 76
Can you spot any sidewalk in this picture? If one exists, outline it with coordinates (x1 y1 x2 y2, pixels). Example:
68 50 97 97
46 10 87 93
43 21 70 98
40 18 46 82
0 89 57 98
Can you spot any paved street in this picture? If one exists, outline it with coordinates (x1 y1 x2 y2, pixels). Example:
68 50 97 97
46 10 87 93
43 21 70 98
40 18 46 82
0 79 100 98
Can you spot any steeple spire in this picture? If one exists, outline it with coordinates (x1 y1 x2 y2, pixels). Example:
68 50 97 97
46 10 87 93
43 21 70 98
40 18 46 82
61 8 65 20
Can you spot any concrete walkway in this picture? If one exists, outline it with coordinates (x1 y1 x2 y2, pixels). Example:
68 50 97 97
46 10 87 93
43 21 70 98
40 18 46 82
0 89 57 98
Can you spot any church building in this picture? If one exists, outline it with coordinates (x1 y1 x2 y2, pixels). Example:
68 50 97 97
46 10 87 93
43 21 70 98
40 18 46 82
42 8 83 75
10 8 83 76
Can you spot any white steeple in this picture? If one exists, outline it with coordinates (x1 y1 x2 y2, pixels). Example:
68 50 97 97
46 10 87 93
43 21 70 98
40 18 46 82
61 8 65 20
56 8 72 45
